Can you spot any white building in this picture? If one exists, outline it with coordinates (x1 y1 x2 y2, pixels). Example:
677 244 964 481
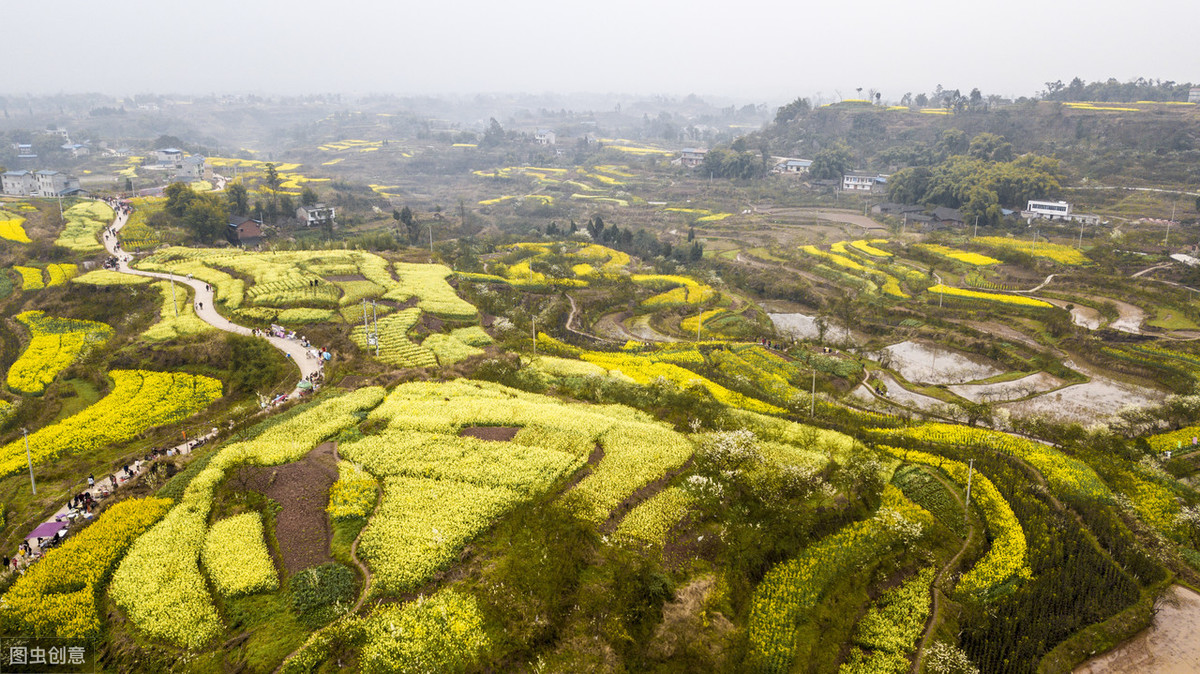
1025 200 1071 217
773 158 812 174
155 148 184 166
61 143 89 158
534 129 556 145
16 144 36 159
34 170 80 197
1022 199 1101 225
296 203 336 228
1 170 37 196
177 155 209 180
1190 88 1200 103
842 171 880 191
679 148 707 168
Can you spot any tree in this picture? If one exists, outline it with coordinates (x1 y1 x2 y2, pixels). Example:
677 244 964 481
262 162 281 223
481 118 505 148
938 129 969 156
961 185 1001 228
886 167 931 204
152 135 186 150
588 216 605 240
774 97 811 125
226 334 286 395
967 133 1013 162
969 87 984 111
164 182 198 217
915 93 929 107
399 206 419 244
808 144 853 180
703 147 765 180
182 194 228 242
279 194 295 220
226 181 249 216
300 186 319 207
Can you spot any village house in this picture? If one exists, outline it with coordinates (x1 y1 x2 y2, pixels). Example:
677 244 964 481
16 144 36 159
534 129 556 146
1 170 37 196
679 148 707 168
155 148 184 166
177 155 210 180
1022 199 1102 226
227 215 264 247
61 143 90 158
842 171 882 192
296 203 336 228
34 170 80 197
931 206 965 227
772 158 813 174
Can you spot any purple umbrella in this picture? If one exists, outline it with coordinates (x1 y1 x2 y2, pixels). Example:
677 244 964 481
25 521 67 540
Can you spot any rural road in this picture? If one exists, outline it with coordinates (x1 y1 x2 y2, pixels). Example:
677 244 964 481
104 206 321 396
1074 585 1200 674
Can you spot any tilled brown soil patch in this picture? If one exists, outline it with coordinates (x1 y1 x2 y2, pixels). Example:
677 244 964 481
459 426 520 442
241 441 338 575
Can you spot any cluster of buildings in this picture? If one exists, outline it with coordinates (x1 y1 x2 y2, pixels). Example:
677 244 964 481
226 204 336 248
154 148 212 183
676 149 890 191
1 170 83 197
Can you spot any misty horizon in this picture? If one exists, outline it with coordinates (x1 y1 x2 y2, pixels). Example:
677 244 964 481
7 0 1197 102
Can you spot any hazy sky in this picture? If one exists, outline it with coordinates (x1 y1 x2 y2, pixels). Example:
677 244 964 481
9 0 1197 102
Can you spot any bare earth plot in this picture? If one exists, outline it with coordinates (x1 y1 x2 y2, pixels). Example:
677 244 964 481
1075 585 1200 674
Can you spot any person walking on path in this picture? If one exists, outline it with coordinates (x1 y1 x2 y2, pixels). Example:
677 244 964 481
87 474 94 488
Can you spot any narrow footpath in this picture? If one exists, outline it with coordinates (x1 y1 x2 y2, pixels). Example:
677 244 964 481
104 207 322 394
10 203 327 566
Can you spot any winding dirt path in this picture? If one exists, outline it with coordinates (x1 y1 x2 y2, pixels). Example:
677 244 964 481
1015 273 1058 294
349 483 381 614
105 206 320 397
565 293 618 343
912 466 977 674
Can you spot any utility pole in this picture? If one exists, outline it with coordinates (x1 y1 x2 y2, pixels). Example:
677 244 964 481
696 308 702 343
23 428 35 495
362 299 377 355
810 368 816 417
963 458 975 516
1078 221 1085 250
1166 203 1175 246
973 215 979 238
531 316 536 355
168 274 177 318
371 300 379 356
428 222 434 256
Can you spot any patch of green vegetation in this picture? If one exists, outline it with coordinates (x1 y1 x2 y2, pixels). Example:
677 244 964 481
290 563 358 627
51 378 102 422
1148 306 1200 331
